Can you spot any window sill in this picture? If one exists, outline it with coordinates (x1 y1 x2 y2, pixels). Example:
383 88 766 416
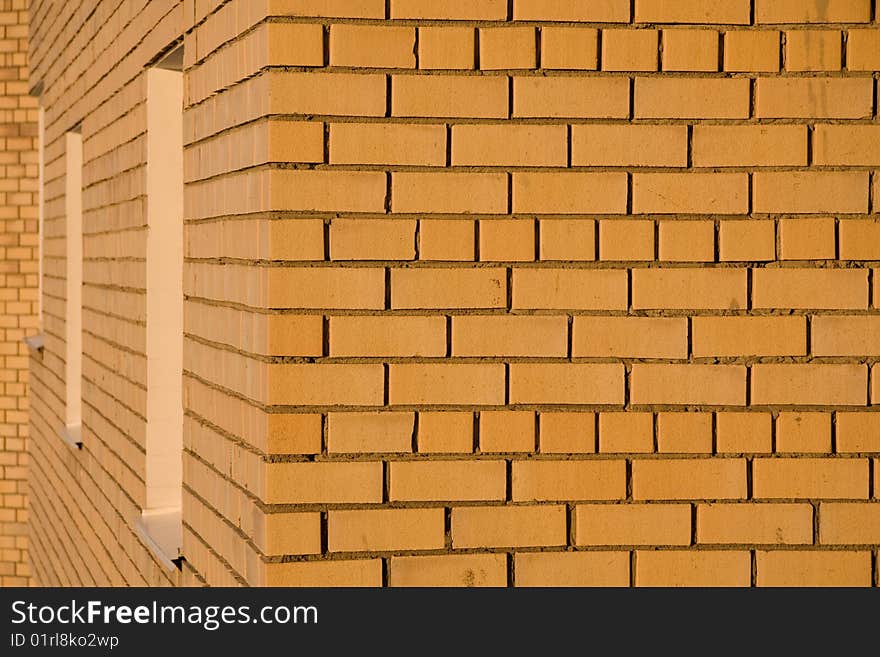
23 334 44 356
135 508 182 572
59 424 83 449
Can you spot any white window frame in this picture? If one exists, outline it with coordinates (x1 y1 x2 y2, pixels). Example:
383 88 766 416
23 106 47 356
37 107 44 332
61 128 83 448
135 46 185 568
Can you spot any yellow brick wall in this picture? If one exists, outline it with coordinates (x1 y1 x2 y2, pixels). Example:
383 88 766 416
26 0 191 586
25 0 880 587
0 0 36 587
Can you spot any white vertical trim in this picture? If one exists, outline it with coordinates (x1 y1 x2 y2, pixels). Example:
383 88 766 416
64 131 82 429
37 108 44 331
145 66 184 554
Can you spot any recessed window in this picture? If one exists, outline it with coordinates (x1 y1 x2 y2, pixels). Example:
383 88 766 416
137 45 184 566
37 108 44 332
24 107 46 356
62 128 82 447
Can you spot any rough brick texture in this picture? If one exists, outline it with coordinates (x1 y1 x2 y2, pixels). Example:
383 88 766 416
18 0 880 590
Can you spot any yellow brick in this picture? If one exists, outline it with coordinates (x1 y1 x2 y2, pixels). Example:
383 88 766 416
267 121 325 163
572 125 687 167
601 29 658 72
272 72 386 116
390 460 506 501
330 123 446 165
778 217 836 261
419 220 474 261
636 0 750 24
479 219 535 261
776 411 832 454
697 503 813 545
723 30 780 72
658 220 714 262
751 365 867 406
390 554 507 587
452 315 568 357
268 364 384 406
576 504 691 545
755 0 871 23
635 78 750 119
632 268 747 311
539 412 596 454
330 219 416 261
716 412 773 454
541 27 598 70
418 27 474 70
692 125 807 167
452 505 567 548
255 512 322 556
452 124 567 167
662 29 719 72
513 460 626 501
392 172 508 214
657 412 713 454
539 219 596 261
265 560 382 587
573 317 688 359
389 364 506 405
514 0 631 22
753 458 869 499
636 551 751 587
329 315 446 357
271 170 386 213
513 172 628 214
271 1 385 18
757 551 871 587
836 413 880 453
819 503 880 544
847 29 880 70
512 269 628 310
479 27 536 70
785 30 841 72
599 412 654 454
328 508 445 552
417 412 474 454
514 552 630 587
391 0 507 19
267 23 325 66
633 459 748 501
752 269 868 310
599 220 655 261
509 364 625 405
633 173 748 214
513 77 630 118
812 316 880 357
692 316 807 357
330 24 415 68
756 78 873 119
265 462 383 504
327 412 414 454
813 125 880 166
392 268 506 309
479 410 536 453
392 75 508 118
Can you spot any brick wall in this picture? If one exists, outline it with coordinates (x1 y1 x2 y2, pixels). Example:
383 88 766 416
26 0 190 586
0 0 36 587
25 0 880 587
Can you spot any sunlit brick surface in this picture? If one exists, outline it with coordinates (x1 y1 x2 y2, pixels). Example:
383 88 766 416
19 0 880 588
